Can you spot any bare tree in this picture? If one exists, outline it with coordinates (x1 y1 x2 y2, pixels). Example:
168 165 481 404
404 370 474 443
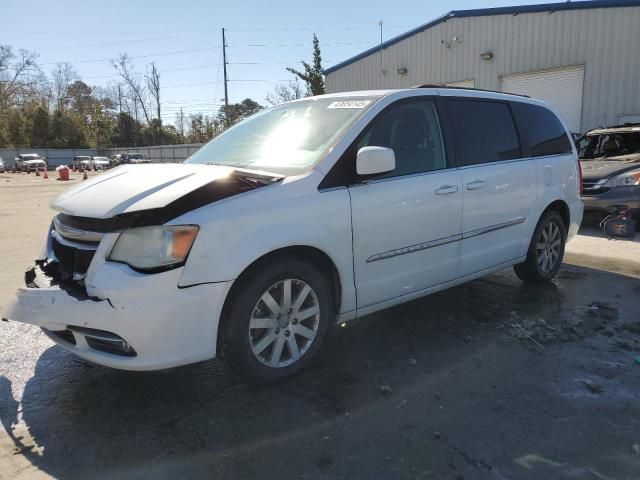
111 53 151 124
0 45 40 108
146 62 161 121
176 107 186 139
265 79 305 106
51 62 78 111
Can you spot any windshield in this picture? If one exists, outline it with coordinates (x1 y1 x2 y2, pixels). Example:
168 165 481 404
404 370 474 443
579 132 640 159
22 155 41 160
185 96 379 175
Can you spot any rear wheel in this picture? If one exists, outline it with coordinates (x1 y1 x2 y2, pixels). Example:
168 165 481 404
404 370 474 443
219 256 333 384
514 210 566 283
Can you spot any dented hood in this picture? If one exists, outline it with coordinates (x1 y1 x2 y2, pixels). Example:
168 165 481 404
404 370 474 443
51 163 281 220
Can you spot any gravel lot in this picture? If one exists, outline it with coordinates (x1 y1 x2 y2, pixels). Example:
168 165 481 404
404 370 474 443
1 171 640 480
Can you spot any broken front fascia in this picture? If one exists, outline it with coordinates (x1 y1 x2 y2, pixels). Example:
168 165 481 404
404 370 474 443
3 228 233 370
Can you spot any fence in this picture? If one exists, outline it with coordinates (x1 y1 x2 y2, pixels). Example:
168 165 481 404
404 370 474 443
0 143 205 168
0 148 98 168
99 143 204 164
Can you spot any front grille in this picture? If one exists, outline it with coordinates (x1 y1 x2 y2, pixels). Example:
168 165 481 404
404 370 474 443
52 238 96 276
582 179 612 196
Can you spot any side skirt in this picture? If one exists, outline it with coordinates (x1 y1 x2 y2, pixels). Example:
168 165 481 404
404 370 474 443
337 256 526 323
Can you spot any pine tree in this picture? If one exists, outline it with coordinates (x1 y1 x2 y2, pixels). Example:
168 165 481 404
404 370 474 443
287 34 325 96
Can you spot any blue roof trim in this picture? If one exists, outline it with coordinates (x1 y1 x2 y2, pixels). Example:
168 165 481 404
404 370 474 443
323 0 640 74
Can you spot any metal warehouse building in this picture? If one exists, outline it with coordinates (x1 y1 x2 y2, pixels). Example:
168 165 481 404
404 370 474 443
324 0 640 133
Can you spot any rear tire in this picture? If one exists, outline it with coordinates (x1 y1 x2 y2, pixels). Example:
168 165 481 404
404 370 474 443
219 255 333 385
514 210 566 284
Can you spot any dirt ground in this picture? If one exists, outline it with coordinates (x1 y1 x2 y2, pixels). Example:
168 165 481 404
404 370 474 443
1 170 640 480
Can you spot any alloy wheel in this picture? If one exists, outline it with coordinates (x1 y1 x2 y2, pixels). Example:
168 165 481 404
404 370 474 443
536 221 562 274
248 279 320 368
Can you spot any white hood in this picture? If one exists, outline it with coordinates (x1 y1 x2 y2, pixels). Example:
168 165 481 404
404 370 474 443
51 164 243 219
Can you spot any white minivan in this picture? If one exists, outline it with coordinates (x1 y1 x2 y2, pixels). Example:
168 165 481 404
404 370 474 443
3 87 583 383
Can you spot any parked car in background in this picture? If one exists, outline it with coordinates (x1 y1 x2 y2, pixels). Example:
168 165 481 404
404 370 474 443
89 156 110 171
121 153 148 164
3 88 582 384
0 158 4 173
110 154 122 166
72 156 93 170
15 153 47 172
578 123 640 219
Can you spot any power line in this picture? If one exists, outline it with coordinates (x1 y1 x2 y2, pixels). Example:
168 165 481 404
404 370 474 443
163 79 292 88
5 24 413 35
38 36 179 51
229 41 376 48
40 47 221 66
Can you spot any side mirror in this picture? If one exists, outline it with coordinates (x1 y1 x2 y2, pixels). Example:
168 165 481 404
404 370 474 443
356 146 395 176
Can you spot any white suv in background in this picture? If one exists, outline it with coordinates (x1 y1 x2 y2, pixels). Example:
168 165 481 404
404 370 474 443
3 87 583 384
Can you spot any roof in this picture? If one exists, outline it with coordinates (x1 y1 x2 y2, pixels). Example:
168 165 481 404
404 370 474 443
324 0 640 74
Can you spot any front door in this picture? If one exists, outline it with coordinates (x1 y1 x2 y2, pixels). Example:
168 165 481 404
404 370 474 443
348 98 463 309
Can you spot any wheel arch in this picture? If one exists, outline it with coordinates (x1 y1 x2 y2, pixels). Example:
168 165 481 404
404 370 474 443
540 199 570 236
219 245 343 334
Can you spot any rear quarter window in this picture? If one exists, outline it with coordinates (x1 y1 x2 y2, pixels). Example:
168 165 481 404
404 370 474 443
446 99 521 166
511 102 572 157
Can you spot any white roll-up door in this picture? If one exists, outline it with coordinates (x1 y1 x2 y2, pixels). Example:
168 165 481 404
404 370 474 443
500 66 584 132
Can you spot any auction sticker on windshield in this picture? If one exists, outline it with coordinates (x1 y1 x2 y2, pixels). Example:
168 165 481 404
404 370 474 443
327 100 371 109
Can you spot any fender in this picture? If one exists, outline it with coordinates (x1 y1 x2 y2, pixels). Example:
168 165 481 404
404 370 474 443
175 175 357 315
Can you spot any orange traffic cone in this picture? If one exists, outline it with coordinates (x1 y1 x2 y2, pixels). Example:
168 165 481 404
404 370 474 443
82 170 88 181
43 167 49 179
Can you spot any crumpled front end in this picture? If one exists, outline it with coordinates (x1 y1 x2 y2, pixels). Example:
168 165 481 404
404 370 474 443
2 216 232 370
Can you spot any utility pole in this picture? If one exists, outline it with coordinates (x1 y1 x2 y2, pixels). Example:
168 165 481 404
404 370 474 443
222 28 229 112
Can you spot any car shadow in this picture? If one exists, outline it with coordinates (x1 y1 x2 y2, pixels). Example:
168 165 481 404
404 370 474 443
1 265 638 479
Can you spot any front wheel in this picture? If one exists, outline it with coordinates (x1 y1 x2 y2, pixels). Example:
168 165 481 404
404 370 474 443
219 256 333 384
514 210 566 283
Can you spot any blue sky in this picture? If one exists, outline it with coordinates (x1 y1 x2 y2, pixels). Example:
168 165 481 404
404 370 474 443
4 0 547 123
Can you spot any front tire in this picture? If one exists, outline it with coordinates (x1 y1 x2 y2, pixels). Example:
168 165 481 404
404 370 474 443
219 256 333 384
514 210 566 283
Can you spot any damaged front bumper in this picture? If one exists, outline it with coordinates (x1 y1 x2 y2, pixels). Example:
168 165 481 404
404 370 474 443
3 249 233 371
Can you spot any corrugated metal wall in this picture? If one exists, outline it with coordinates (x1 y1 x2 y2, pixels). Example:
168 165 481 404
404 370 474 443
325 6 640 131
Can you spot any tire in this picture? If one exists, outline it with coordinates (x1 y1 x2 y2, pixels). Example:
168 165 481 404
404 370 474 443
514 210 566 283
219 255 333 385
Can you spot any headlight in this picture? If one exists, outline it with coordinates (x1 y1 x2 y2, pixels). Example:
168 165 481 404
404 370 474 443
603 169 640 188
109 225 199 272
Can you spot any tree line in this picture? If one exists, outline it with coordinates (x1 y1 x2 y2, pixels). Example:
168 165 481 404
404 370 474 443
0 35 325 149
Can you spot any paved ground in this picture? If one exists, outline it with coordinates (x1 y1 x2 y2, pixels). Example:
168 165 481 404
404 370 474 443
1 171 640 480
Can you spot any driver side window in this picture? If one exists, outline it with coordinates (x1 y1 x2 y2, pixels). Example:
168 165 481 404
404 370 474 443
357 100 446 179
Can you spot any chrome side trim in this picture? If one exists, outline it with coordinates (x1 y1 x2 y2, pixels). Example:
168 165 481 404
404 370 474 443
462 217 526 239
366 217 527 263
53 216 104 243
366 234 462 263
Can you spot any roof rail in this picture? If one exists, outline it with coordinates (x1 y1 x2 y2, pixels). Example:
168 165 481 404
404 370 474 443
412 84 530 98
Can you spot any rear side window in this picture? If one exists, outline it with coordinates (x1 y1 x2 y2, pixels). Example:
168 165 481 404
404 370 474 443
447 99 521 166
511 102 572 157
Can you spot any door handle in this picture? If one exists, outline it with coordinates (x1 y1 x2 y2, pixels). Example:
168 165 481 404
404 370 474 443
466 179 486 190
435 185 459 195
